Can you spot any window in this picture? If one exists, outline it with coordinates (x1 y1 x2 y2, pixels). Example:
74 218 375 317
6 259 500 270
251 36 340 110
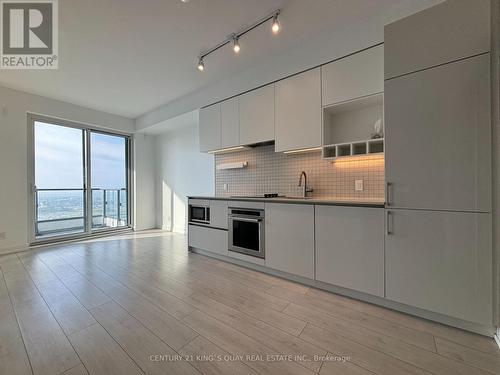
28 115 131 242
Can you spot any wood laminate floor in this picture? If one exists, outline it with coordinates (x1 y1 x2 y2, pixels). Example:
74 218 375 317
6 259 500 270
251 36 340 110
0 230 498 375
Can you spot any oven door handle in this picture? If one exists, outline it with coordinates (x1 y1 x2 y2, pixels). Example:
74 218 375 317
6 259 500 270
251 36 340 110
228 216 263 223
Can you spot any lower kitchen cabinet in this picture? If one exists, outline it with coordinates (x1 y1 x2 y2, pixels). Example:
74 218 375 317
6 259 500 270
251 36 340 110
209 200 228 229
188 224 228 256
385 209 492 325
315 205 384 297
265 203 314 278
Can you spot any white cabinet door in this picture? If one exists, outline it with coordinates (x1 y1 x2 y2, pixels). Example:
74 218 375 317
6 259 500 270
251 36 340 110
239 84 274 145
188 224 228 256
385 209 492 325
322 45 383 106
265 203 314 279
315 206 384 297
275 68 321 152
385 54 491 212
221 97 239 148
209 200 228 230
199 103 221 152
384 0 490 79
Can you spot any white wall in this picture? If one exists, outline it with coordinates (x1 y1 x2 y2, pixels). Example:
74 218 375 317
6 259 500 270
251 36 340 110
155 123 214 233
133 134 157 231
0 85 153 253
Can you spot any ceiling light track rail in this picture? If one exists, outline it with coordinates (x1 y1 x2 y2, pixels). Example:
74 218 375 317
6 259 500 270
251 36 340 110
197 9 280 71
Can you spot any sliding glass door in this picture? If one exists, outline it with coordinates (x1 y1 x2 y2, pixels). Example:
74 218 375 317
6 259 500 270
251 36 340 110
90 132 128 230
29 116 131 242
33 122 87 237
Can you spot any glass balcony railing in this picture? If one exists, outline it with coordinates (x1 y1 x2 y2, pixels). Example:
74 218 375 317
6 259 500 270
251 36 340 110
35 188 128 237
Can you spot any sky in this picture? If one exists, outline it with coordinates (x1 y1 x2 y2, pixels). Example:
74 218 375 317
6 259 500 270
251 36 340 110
35 122 126 190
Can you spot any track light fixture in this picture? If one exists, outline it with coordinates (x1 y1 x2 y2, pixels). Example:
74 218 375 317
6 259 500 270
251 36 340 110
272 13 280 33
197 57 204 71
232 35 240 53
196 9 281 71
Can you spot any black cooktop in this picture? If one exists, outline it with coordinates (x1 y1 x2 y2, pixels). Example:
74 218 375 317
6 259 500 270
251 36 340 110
230 193 283 199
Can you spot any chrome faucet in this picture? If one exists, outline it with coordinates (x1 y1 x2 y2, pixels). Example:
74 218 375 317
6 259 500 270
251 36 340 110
298 171 313 198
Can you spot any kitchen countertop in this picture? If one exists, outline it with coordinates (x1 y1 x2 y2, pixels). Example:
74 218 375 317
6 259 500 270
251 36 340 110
188 196 385 208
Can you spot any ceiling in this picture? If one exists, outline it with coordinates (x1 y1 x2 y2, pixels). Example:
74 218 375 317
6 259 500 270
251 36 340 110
0 0 439 119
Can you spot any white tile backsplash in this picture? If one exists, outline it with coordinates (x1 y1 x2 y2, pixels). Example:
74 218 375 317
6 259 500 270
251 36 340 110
215 145 384 200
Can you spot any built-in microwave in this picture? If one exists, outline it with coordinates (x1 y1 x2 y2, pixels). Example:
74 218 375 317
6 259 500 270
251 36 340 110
188 203 210 225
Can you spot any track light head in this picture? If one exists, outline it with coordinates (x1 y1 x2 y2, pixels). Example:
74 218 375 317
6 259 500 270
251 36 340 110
272 13 280 34
233 36 240 53
197 57 204 71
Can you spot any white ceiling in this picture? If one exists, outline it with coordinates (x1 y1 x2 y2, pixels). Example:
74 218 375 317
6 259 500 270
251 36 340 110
0 0 439 119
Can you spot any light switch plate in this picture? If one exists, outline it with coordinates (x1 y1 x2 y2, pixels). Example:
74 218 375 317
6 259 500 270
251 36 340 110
223 183 228 191
355 180 364 191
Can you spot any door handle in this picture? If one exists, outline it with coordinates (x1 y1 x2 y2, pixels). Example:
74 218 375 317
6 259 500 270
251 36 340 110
229 216 262 223
386 211 393 235
386 182 392 206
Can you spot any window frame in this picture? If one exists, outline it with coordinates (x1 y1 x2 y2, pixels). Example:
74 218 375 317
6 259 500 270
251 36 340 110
27 113 134 245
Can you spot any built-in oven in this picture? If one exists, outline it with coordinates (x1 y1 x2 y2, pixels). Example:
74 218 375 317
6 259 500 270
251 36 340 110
228 207 265 259
188 203 210 225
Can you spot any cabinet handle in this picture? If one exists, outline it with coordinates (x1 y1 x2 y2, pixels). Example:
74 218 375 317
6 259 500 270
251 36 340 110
386 182 392 206
386 211 393 235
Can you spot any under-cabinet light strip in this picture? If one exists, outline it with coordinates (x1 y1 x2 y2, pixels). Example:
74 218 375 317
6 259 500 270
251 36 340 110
207 146 246 154
283 147 322 155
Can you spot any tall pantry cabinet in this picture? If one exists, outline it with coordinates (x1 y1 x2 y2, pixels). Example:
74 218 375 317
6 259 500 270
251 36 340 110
384 0 493 325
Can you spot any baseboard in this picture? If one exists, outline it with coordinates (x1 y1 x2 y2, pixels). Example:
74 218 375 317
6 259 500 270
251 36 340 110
172 226 186 234
495 329 500 349
0 228 135 257
0 244 29 256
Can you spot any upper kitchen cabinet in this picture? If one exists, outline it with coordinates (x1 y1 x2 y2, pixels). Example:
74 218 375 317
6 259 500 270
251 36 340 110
322 45 383 107
275 68 322 152
385 209 492 325
385 54 491 212
239 84 275 145
199 103 221 152
321 45 384 159
221 97 239 148
384 0 490 79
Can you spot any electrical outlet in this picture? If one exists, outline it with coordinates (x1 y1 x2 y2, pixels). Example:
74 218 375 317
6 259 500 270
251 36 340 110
0 232 5 240
355 180 364 191
223 183 228 191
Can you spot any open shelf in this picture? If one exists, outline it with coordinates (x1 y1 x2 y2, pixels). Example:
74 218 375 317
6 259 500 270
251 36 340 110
322 92 384 160
368 139 384 154
323 138 384 160
337 144 352 157
323 93 384 144
352 142 367 155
